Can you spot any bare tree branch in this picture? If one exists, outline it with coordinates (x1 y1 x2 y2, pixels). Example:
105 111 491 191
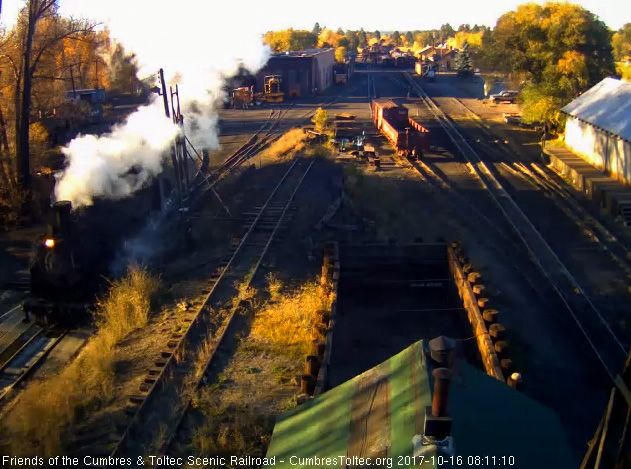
0 53 19 79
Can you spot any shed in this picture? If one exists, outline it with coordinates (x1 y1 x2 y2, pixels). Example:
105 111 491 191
256 48 335 97
562 77 631 185
66 88 106 104
266 340 575 468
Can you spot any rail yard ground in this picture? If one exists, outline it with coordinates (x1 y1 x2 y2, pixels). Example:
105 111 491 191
1 70 630 464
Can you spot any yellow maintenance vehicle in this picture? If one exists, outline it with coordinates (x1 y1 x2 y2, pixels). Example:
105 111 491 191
230 86 254 108
264 75 284 102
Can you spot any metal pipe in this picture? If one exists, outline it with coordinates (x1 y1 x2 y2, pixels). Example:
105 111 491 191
159 69 170 118
431 367 452 417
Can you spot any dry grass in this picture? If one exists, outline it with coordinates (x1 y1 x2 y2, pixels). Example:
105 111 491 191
249 279 333 360
259 128 306 162
190 394 270 461
187 276 333 458
0 266 160 457
265 273 283 302
305 143 333 158
96 266 161 346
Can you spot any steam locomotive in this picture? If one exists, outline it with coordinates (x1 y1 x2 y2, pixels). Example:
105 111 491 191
24 201 96 327
24 184 160 327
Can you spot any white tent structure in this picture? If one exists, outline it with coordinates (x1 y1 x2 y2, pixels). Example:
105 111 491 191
562 78 631 184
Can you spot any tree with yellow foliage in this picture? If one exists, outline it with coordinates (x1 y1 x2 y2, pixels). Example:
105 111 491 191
0 0 97 194
483 2 614 129
312 107 329 133
613 24 631 61
263 29 317 53
318 28 340 48
335 47 347 63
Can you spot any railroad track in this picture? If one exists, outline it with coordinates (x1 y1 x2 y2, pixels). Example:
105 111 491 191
196 78 369 198
99 154 315 460
65 80 366 459
450 97 631 278
403 71 627 381
0 306 66 403
378 73 568 305
194 107 289 193
367 65 377 112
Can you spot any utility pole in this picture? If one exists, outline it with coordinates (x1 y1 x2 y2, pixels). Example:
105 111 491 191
94 59 99 88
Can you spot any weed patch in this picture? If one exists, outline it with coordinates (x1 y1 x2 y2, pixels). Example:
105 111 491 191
187 277 333 458
0 266 160 457
249 280 332 359
260 128 306 162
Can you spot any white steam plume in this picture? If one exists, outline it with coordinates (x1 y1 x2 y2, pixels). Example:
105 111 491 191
54 1 271 207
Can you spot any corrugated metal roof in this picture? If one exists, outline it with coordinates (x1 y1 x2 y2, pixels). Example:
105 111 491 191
271 48 334 58
562 78 631 142
266 340 575 468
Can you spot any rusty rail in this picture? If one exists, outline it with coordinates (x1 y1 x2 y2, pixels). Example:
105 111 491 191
109 155 315 458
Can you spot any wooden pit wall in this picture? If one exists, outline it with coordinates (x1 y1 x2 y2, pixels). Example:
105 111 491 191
311 241 339 396
447 243 508 383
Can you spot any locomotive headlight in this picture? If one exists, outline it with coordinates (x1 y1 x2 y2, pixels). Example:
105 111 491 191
44 238 55 248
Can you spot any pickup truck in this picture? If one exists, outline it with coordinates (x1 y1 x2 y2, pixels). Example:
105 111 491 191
490 90 519 104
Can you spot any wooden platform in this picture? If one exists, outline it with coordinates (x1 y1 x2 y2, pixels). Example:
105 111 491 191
545 145 631 222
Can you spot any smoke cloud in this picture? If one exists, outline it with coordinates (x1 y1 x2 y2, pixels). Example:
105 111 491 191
54 1 271 207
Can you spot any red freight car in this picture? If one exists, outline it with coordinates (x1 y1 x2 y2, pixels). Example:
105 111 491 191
371 99 429 157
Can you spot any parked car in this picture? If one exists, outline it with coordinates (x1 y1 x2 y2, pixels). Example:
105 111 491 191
490 90 519 104
502 112 544 131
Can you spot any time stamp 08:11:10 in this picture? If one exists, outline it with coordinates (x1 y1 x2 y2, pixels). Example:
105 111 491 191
399 455 516 466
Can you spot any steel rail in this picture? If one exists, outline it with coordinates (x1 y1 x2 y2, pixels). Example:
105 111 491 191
110 155 312 458
0 305 22 322
160 156 316 454
405 72 626 381
452 97 631 276
0 328 66 403
197 80 367 198
0 322 41 368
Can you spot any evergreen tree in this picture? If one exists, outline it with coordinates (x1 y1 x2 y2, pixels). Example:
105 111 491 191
346 30 358 51
312 22 321 36
456 40 473 78
358 28 367 47
405 31 414 46
374 30 381 40
391 30 401 46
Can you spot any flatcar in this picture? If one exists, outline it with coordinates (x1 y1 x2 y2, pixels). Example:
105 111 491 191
372 99 430 158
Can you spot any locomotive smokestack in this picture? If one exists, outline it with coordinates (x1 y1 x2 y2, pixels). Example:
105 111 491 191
431 368 452 417
52 200 73 236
